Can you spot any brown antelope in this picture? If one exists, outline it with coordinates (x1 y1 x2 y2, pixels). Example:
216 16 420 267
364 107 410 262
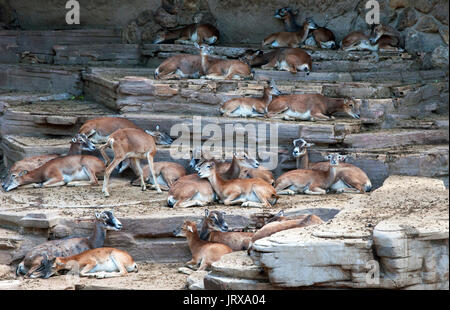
275 153 344 195
220 80 281 117
153 23 219 45
197 160 278 208
196 43 253 80
2 134 97 191
99 128 161 196
242 48 312 74
341 31 378 51
199 209 254 251
174 220 232 270
262 18 318 48
47 247 138 279
79 117 173 145
167 152 260 208
266 94 361 121
274 8 336 49
2 154 105 192
154 54 203 80
247 214 323 253
16 211 122 279
292 138 372 193
370 24 403 51
130 161 187 191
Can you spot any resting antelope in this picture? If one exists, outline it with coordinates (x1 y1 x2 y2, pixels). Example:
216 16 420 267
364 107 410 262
275 153 344 195
197 160 278 208
266 94 361 121
292 138 372 193
341 31 378 51
130 161 186 191
153 23 219 45
174 220 232 271
196 43 252 80
199 209 254 251
242 48 312 74
79 117 173 145
2 154 105 192
167 152 260 208
274 8 336 49
369 24 403 51
99 128 161 196
16 211 122 279
220 80 281 117
47 248 138 279
155 55 203 80
262 18 317 48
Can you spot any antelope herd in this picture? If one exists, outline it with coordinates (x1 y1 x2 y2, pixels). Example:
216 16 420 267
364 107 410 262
1 6 398 280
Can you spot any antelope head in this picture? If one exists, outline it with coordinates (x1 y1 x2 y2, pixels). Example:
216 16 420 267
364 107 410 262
342 98 361 119
71 133 96 151
292 138 314 158
146 125 173 145
95 210 123 231
204 209 229 232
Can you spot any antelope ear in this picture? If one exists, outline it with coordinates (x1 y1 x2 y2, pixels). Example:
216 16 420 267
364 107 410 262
306 142 315 147
95 212 101 219
187 225 194 233
18 170 28 176
71 137 77 143
204 209 210 217
155 125 160 131
194 42 200 49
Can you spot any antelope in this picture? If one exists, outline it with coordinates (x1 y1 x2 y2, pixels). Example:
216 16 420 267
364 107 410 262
1 134 97 191
167 152 260 208
174 220 232 270
341 31 378 51
47 248 138 279
79 117 173 145
130 161 186 191
247 214 323 253
16 211 122 279
275 153 344 195
266 94 361 121
274 8 336 49
197 160 279 208
99 128 161 196
220 80 281 117
196 43 253 80
292 138 372 193
154 54 203 80
369 24 403 51
242 47 312 74
199 209 254 251
262 18 317 48
153 23 219 45
2 155 105 192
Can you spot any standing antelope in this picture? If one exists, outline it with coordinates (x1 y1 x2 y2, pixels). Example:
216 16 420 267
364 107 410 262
275 153 344 195
266 94 361 121
242 48 312 74
292 138 372 193
196 43 253 80
167 152 260 208
199 209 254 251
370 24 403 51
220 80 281 117
16 211 122 279
197 160 278 208
174 221 232 271
47 248 138 279
274 9 336 49
99 128 161 196
79 117 172 145
153 23 219 45
341 31 378 51
262 18 318 48
2 154 105 192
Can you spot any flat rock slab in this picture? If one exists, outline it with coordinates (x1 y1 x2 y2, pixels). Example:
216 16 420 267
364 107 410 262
211 251 267 280
204 273 276 290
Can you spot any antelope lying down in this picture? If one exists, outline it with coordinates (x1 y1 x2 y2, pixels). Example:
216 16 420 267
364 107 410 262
263 18 318 48
242 48 312 74
266 94 361 121
153 23 219 45
47 247 138 279
16 211 122 278
199 209 254 251
220 80 281 117
130 161 187 191
275 153 344 195
174 220 232 271
155 55 202 80
197 160 278 208
369 24 403 52
292 138 372 193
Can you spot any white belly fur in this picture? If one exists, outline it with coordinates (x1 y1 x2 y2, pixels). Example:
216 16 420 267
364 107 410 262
63 168 89 183
284 109 311 120
331 179 351 191
87 260 118 273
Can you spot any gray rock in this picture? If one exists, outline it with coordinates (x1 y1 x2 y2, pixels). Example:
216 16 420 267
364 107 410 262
397 7 417 31
416 16 440 33
414 0 437 13
431 45 449 68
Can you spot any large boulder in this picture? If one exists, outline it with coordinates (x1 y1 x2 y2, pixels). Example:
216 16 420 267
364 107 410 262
431 45 449 68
